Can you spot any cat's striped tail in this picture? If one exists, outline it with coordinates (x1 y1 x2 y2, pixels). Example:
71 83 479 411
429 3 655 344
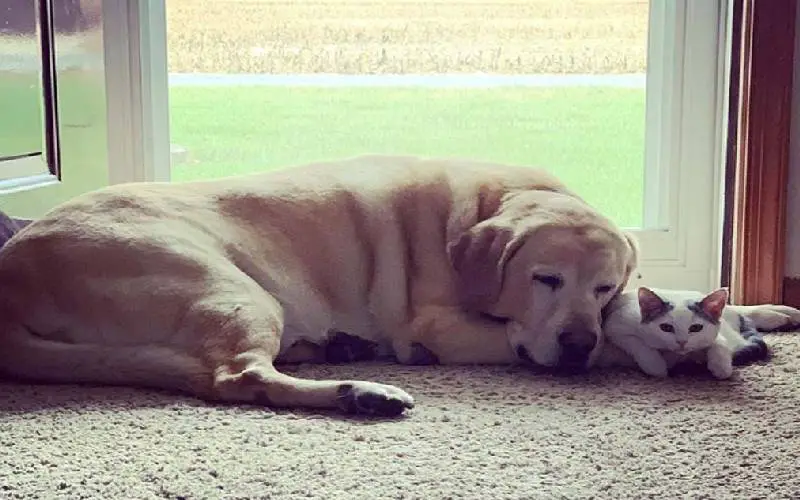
732 315 770 366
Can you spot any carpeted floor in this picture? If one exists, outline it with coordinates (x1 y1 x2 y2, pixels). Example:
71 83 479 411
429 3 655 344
1 334 799 500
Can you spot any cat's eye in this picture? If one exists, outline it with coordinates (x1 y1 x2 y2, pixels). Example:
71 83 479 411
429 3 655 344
659 323 675 333
689 324 704 333
533 274 563 290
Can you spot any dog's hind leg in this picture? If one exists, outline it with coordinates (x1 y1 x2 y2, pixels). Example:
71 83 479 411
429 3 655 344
190 287 413 417
212 361 414 417
0 261 412 416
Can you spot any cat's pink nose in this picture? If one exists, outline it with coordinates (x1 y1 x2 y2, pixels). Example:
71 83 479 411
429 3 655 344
677 340 687 349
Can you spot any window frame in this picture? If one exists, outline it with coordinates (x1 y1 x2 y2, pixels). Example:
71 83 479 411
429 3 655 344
103 0 171 185
0 0 63 194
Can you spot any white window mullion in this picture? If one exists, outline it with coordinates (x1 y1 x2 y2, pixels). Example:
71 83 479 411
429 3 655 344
628 0 728 292
103 0 171 184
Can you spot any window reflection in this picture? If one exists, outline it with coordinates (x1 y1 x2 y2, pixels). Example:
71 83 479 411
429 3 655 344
0 0 45 160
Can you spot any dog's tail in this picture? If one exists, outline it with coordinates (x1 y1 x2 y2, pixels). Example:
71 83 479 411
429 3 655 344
0 323 211 396
726 304 800 332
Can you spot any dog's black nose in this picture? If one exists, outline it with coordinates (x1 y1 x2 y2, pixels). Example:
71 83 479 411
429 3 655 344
557 331 596 368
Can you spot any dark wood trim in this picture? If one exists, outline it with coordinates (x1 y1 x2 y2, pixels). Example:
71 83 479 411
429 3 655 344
729 0 796 305
720 0 745 291
783 277 800 309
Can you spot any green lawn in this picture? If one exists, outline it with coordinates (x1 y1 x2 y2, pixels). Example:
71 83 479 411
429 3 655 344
169 86 646 227
0 73 47 158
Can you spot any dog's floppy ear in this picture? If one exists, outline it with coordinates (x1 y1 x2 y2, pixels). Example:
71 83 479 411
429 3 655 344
623 231 640 282
447 222 525 311
611 231 641 295
601 231 642 322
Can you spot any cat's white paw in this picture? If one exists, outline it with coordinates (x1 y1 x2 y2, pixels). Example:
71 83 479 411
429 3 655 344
708 360 734 380
707 345 734 380
641 363 669 378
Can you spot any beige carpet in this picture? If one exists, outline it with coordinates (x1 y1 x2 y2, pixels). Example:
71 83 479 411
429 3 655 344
2 334 799 500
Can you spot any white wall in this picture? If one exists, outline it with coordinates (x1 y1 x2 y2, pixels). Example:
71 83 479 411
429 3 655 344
784 5 800 277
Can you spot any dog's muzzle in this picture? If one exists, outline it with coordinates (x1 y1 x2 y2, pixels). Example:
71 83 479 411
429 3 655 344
515 330 596 375
515 345 583 375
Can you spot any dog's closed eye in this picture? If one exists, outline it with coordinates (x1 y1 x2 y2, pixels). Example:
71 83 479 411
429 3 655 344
533 274 563 290
594 284 614 296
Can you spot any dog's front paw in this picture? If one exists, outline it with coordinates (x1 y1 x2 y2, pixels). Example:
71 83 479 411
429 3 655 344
324 331 380 363
336 381 414 417
633 353 669 378
392 340 440 366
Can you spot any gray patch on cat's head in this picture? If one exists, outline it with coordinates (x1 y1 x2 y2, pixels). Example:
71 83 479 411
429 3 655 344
687 300 720 325
640 300 675 324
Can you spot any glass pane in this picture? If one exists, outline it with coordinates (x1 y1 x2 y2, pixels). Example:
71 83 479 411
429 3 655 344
167 0 648 227
0 0 45 160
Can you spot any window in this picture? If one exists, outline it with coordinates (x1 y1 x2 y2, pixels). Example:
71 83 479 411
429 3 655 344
0 0 63 191
165 0 650 229
0 0 110 215
104 0 732 293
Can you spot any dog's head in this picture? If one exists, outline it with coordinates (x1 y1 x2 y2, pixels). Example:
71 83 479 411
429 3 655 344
448 190 639 373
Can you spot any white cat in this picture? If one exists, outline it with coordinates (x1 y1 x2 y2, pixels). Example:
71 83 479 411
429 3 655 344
602 287 767 379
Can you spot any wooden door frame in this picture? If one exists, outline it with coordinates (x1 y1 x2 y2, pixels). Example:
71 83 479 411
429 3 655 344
724 0 796 306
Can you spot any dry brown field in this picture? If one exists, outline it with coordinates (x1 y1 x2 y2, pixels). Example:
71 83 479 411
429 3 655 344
166 0 649 74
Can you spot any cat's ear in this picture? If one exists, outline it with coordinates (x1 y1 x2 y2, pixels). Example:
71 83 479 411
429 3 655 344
698 287 729 322
637 287 671 323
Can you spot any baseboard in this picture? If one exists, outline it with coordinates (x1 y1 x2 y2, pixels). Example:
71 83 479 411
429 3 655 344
782 277 800 308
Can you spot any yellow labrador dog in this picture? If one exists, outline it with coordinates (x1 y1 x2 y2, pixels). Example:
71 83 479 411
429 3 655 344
0 154 727 416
